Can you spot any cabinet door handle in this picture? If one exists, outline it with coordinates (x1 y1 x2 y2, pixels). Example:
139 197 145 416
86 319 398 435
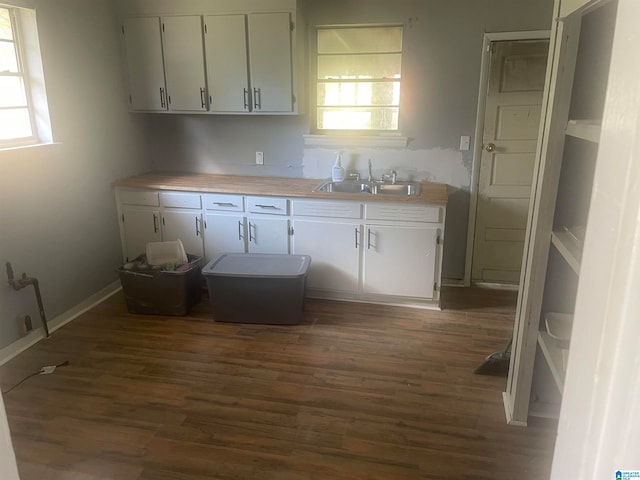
248 222 254 243
253 87 261 110
243 88 250 110
238 220 244 241
159 88 165 108
195 217 201 237
367 228 372 250
354 228 359 249
200 88 206 109
152 214 159 233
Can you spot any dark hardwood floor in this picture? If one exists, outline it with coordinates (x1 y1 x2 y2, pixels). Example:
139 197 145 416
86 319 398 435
0 287 556 480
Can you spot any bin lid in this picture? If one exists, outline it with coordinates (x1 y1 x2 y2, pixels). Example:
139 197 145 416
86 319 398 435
203 253 311 278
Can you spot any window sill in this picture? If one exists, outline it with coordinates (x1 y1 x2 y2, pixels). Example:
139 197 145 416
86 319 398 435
303 134 408 148
0 141 60 153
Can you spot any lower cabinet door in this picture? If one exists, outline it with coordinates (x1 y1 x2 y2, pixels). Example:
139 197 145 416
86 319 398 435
161 211 204 257
204 213 247 262
363 224 438 299
247 216 289 254
122 207 161 261
292 219 360 292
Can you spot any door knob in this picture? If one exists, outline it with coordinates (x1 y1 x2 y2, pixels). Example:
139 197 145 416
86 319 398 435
485 143 496 152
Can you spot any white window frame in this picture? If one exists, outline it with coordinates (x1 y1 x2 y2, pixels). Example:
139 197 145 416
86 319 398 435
0 4 38 148
305 24 408 148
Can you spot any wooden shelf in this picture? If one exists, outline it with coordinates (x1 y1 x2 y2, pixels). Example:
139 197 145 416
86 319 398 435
551 231 582 274
565 119 601 143
537 331 566 392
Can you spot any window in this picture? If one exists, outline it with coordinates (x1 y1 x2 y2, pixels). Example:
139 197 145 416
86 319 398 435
0 5 35 146
315 25 403 132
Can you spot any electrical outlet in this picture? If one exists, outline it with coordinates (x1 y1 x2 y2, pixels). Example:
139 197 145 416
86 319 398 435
459 136 471 151
256 151 264 165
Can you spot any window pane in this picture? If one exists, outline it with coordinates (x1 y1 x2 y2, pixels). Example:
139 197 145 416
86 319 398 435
318 53 401 80
0 108 32 140
0 9 12 41
0 76 27 106
318 27 402 54
318 107 399 130
0 41 18 72
318 81 400 107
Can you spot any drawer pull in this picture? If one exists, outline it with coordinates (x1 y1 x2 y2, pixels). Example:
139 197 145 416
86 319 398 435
214 202 235 207
255 204 278 209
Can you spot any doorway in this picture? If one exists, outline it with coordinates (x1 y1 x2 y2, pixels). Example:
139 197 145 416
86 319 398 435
467 35 550 285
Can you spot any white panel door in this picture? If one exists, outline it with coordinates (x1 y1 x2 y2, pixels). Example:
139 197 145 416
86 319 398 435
122 17 166 111
472 40 549 283
204 15 250 112
162 211 204 257
122 207 161 261
247 216 289 254
364 225 438 299
292 220 361 292
162 16 207 112
247 12 293 113
204 213 246 262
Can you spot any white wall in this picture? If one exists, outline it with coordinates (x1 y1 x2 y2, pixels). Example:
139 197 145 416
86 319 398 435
118 0 554 279
0 392 19 480
0 0 149 350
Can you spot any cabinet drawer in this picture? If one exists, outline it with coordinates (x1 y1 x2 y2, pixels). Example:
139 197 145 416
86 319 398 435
119 190 159 207
365 204 442 223
247 196 288 215
161 192 202 209
292 200 362 219
204 194 244 212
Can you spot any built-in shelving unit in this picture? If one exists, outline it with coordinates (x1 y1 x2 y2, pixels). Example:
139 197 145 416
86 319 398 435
504 0 618 426
550 231 582 274
565 119 602 142
537 331 567 390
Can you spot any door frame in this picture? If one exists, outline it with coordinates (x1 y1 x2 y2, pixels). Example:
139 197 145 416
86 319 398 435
464 30 552 287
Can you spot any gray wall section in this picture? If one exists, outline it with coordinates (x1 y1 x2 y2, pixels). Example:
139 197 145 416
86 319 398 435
0 0 148 350
135 0 553 279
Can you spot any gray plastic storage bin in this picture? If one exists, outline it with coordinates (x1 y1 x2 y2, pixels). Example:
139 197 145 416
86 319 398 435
202 253 311 324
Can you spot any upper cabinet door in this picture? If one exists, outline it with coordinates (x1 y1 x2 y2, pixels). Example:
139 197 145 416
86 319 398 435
204 15 250 113
162 16 207 112
122 17 167 111
248 13 293 113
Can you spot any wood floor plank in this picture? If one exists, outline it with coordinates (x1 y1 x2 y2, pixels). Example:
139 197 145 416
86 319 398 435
0 286 556 479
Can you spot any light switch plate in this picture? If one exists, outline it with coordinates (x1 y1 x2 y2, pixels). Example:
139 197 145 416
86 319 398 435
256 151 264 165
459 136 471 151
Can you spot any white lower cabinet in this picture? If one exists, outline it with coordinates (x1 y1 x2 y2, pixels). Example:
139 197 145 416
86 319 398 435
161 210 204 257
363 224 439 299
116 188 444 307
247 216 289 254
203 213 246 262
292 219 361 292
121 206 161 261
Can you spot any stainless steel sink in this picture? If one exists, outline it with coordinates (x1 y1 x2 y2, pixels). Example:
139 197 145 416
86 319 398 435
313 179 421 196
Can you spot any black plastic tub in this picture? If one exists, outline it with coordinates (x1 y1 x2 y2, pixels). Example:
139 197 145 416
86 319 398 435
117 254 203 316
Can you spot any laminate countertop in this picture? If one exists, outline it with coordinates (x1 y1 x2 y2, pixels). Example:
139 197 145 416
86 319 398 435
114 172 449 205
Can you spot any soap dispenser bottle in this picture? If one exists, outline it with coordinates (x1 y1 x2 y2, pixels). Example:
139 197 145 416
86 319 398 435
332 152 345 182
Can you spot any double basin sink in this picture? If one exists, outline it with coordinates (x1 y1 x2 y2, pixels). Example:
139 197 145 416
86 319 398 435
313 179 421 196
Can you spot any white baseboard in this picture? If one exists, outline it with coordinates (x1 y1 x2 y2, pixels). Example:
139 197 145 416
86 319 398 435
442 278 465 287
502 391 528 427
0 281 121 367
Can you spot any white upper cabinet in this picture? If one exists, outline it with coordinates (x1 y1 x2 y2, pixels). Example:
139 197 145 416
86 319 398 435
121 17 167 111
204 15 250 113
162 16 207 112
247 12 294 113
